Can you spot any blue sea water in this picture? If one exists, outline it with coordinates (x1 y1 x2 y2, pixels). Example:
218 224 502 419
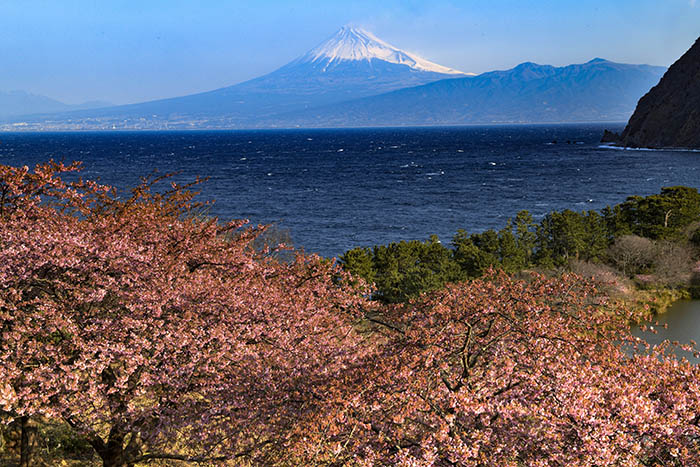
1 124 699 257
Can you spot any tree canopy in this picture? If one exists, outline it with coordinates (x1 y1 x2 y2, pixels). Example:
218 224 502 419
328 272 700 465
0 161 374 466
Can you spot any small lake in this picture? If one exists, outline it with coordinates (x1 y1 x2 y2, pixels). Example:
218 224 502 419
633 299 700 363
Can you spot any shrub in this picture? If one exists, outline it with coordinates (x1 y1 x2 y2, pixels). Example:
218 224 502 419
652 240 695 286
569 259 632 298
607 234 657 276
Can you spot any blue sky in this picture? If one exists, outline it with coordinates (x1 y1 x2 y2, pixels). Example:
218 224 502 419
1 0 697 104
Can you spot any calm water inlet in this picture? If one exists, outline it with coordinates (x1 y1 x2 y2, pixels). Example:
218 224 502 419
634 300 700 364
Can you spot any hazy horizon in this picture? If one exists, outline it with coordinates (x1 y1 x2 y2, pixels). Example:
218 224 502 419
2 0 698 105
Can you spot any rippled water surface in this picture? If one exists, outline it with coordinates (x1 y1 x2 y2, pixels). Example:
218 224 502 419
2 124 699 257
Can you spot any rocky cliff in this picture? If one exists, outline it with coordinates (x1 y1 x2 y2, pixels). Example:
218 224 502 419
617 37 700 148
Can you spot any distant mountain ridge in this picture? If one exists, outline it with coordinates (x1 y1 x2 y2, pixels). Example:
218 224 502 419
272 58 667 126
0 90 111 118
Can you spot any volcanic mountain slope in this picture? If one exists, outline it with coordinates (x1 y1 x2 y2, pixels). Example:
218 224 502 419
11 26 467 126
616 36 700 148
275 58 667 126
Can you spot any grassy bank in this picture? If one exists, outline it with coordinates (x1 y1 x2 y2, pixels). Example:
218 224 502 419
627 287 692 316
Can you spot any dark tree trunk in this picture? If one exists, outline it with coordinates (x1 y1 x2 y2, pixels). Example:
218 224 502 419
100 452 127 467
19 416 31 467
93 430 129 467
98 444 128 467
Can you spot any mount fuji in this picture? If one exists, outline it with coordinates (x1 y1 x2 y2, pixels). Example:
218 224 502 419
12 26 467 128
295 26 464 76
3 27 668 130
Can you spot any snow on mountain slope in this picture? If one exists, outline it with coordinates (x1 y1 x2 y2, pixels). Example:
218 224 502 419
296 26 469 75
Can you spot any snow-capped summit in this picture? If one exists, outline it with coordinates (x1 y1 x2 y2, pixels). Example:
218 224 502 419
297 26 467 75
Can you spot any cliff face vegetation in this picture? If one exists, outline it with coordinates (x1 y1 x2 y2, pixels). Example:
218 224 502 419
617 36 700 148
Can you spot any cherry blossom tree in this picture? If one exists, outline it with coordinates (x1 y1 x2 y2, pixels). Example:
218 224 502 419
0 161 374 466
331 272 700 466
